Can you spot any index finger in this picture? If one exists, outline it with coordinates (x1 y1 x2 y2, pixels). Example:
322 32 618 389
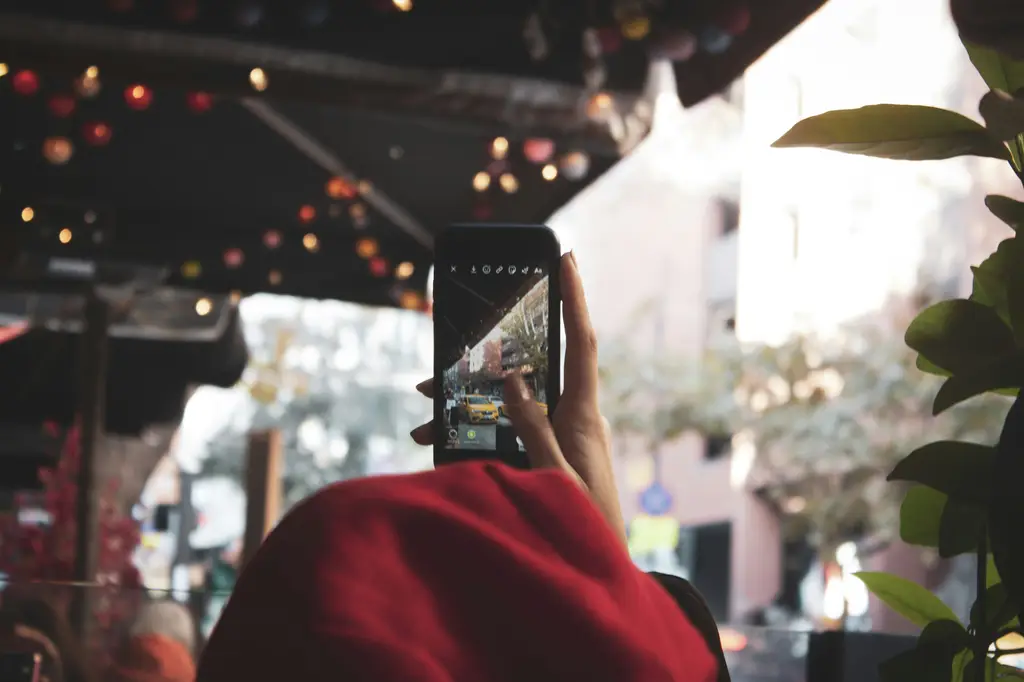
560 252 599 401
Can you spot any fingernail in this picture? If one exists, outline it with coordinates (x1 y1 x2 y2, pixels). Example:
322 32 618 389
410 423 431 443
415 378 431 393
568 250 578 268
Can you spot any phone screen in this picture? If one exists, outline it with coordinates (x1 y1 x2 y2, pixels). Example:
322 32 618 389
434 225 560 467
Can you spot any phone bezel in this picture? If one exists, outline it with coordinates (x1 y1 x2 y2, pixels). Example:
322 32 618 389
432 223 562 468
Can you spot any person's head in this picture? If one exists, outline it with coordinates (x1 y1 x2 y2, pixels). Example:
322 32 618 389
196 461 719 682
107 634 195 682
129 601 195 655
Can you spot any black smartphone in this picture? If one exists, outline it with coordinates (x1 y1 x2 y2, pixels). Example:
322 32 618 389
433 224 561 469
0 653 41 682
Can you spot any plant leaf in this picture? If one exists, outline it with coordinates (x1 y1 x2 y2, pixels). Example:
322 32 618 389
964 40 1024 169
1003 239 1024 345
879 619 970 682
939 499 987 558
855 571 961 627
985 195 1024 231
970 583 1020 635
933 354 1024 414
917 354 952 377
888 441 996 504
901 485 947 548
980 90 1024 141
988 554 1002 589
905 299 1014 374
772 105 1010 161
971 241 1014 324
990 394 1024 633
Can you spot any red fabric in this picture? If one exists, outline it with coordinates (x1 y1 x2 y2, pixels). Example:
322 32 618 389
108 634 195 682
198 461 718 682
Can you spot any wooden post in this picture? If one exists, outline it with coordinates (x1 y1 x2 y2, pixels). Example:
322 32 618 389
71 293 110 638
241 430 282 567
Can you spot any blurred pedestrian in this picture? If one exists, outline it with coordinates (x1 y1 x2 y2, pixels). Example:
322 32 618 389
107 633 194 682
129 600 195 655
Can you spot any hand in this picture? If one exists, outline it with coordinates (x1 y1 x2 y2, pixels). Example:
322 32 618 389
412 252 625 543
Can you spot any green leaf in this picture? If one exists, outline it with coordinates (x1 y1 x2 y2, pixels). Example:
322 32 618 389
933 354 1024 414
855 571 961 627
917 354 952 377
879 619 971 682
1003 239 1024 345
772 105 1010 161
939 499 987 558
964 40 1024 169
980 90 1024 142
888 441 996 504
970 583 1020 635
985 195 1024 232
901 485 947 547
905 299 1014 374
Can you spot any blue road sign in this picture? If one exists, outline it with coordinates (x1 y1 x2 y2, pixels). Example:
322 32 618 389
639 482 673 516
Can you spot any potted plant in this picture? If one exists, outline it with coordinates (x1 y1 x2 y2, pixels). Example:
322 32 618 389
771 29 1024 682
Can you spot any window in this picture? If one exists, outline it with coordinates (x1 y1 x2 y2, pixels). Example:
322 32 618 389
717 199 740 236
704 434 732 460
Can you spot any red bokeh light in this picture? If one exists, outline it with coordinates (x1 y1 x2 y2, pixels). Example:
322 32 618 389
82 122 113 146
169 0 198 23
124 84 153 111
12 70 39 96
719 4 752 36
298 205 317 223
325 176 357 200
263 230 282 249
47 94 76 118
224 248 244 268
597 27 623 53
369 256 389 278
472 203 493 221
186 91 213 113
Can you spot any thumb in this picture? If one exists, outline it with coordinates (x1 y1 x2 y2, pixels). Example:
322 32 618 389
503 374 568 473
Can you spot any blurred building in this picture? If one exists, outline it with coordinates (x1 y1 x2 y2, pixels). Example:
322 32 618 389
555 0 1016 627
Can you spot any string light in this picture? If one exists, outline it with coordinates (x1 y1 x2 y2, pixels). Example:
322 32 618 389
499 173 519 193
586 92 614 119
195 297 213 316
523 138 555 164
357 179 373 195
181 261 202 279
263 230 282 249
12 70 39 96
326 176 356 199
356 237 378 259
298 205 317 223
398 290 424 311
43 137 74 165
491 137 509 160
349 203 367 221
84 210 97 224
542 164 558 181
20 207 34 223
268 270 282 286
85 66 99 79
124 84 153 110
75 72 101 98
393 0 413 11
229 290 243 304
58 228 72 244
186 92 213 112
303 233 320 252
395 261 415 280
48 94 76 118
83 122 112 146
473 172 491 192
249 68 268 92
0 64 7 78
369 257 389 277
224 248 244 268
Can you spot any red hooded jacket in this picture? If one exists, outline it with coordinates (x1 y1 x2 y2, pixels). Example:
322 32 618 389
198 461 721 682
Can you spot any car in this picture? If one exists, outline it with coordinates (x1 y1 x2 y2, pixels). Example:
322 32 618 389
462 394 499 424
498 401 548 419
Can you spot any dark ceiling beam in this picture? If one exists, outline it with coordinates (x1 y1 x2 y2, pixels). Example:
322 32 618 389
0 11 640 152
240 99 434 250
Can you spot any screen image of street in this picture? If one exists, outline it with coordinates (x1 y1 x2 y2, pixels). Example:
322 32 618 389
442 275 549 451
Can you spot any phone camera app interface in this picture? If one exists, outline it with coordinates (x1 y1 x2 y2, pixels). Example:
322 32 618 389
438 263 550 453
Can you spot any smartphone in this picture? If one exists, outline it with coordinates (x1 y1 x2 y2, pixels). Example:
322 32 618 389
0 652 42 682
433 224 561 469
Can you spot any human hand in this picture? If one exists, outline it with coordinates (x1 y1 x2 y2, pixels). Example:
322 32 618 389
412 252 625 543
